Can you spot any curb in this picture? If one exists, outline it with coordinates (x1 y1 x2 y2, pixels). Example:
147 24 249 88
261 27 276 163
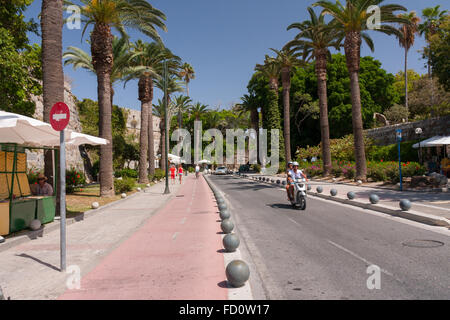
0 185 155 253
238 174 450 228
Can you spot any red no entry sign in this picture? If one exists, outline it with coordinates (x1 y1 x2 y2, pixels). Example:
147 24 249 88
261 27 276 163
50 102 70 131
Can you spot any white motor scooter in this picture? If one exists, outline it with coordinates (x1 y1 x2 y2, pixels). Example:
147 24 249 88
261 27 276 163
289 178 307 210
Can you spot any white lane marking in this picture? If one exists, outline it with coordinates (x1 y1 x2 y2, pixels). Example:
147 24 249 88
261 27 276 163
180 217 186 225
172 232 179 240
412 203 450 212
288 217 300 226
327 240 394 277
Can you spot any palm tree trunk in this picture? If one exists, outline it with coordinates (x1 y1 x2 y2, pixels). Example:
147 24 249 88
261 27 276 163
404 48 408 121
315 52 332 176
345 32 367 181
41 0 64 191
250 108 260 163
147 78 155 176
138 76 149 184
281 67 292 163
91 23 115 197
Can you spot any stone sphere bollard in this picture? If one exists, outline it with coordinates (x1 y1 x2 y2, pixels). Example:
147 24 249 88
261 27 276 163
221 219 234 234
330 189 337 196
307 184 312 191
217 198 225 205
223 233 240 252
276 180 280 184
121 193 127 198
30 219 41 231
226 260 250 288
282 181 286 186
357 180 362 186
347 191 355 200
91 202 100 209
218 202 227 211
137 187 142 192
317 186 323 193
220 209 231 220
369 194 379 204
399 199 412 211
332 178 337 182
146 184 150 188
0 235 4 244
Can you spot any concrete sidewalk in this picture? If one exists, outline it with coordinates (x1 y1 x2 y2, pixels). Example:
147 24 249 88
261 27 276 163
240 173 450 227
0 178 186 299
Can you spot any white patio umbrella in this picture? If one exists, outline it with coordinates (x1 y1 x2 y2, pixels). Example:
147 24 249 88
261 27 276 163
412 136 444 149
0 110 108 146
198 159 211 164
425 136 450 146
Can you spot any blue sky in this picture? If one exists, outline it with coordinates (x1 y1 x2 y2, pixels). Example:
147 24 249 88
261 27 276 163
25 0 448 111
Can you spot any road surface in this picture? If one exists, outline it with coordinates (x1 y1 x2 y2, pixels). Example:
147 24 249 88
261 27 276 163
210 175 450 300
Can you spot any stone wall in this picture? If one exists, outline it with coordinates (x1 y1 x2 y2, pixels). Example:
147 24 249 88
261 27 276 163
365 116 450 146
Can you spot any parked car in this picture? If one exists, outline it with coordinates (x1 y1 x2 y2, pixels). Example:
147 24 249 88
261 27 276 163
215 166 227 175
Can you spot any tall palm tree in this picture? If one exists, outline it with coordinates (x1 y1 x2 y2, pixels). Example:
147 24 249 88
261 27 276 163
152 98 177 172
397 11 420 119
41 0 64 189
313 0 406 181
255 56 284 163
285 7 343 176
174 95 192 129
66 0 166 196
270 48 303 163
179 62 195 97
237 94 260 163
419 5 448 106
127 41 181 176
155 74 183 171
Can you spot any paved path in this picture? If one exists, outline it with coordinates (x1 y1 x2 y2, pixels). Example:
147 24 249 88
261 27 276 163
59 175 227 300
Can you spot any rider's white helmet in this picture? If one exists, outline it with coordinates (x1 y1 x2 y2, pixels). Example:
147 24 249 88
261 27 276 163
292 161 299 166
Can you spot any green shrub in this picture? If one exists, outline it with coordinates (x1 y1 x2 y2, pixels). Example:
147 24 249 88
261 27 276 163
149 168 165 181
115 168 138 178
114 177 135 194
367 163 388 182
188 166 195 173
66 168 86 194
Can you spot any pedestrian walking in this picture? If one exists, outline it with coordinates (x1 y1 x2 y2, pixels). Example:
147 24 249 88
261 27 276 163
170 164 176 184
178 165 183 184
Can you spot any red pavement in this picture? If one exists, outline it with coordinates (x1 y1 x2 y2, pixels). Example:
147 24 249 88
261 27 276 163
59 175 228 300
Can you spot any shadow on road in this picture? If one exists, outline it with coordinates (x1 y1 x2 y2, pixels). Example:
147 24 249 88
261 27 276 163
16 253 60 272
266 203 295 210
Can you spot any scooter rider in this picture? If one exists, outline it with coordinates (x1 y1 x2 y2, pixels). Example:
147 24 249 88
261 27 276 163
286 161 294 200
288 162 308 201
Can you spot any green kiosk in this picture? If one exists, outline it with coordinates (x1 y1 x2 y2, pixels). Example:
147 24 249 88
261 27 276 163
0 143 58 236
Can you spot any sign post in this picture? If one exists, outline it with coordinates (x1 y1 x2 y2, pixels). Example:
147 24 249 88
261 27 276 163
396 129 403 191
50 102 70 272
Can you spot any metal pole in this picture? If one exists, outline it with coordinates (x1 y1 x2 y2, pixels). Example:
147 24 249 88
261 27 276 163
398 137 403 192
164 60 170 195
60 129 66 271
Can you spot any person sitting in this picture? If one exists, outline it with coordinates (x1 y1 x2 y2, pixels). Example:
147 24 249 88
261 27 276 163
287 162 308 201
32 173 53 196
286 161 294 200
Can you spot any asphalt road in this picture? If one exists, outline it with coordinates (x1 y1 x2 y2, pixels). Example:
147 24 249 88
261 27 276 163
210 175 450 300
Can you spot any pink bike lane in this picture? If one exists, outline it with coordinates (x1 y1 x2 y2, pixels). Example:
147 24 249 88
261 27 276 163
59 175 227 300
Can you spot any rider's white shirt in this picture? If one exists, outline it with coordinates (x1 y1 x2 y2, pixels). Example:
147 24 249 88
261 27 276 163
288 169 303 179
195 166 200 172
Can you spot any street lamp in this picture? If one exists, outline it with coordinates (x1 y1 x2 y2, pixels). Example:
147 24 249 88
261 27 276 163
163 60 170 195
415 127 423 164
396 129 403 191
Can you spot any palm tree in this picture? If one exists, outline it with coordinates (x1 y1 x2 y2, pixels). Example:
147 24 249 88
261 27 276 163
313 0 406 181
152 99 177 172
155 74 183 171
237 94 260 163
270 48 303 163
66 0 166 196
419 5 448 106
397 11 420 119
179 62 195 96
41 0 64 189
285 7 343 176
255 56 284 162
174 95 192 129
190 102 209 121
